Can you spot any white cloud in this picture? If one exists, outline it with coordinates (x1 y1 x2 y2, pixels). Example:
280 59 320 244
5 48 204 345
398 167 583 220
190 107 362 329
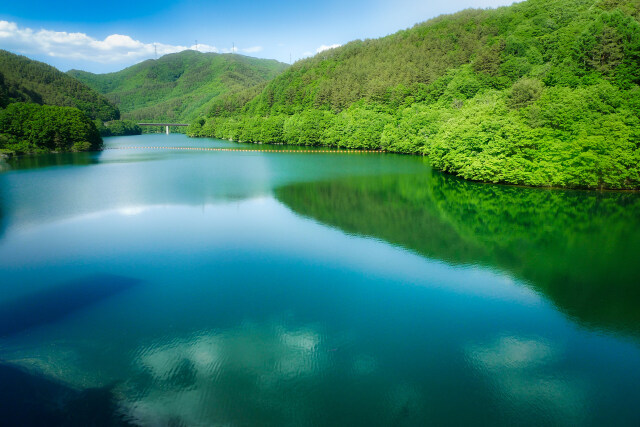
241 46 263 53
0 20 261 64
217 45 239 54
316 43 341 53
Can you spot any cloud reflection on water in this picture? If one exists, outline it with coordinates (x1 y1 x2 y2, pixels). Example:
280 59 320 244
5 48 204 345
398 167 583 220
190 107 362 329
124 321 329 425
466 336 588 424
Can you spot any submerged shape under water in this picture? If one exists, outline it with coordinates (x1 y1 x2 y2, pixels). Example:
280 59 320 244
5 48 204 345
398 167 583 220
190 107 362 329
0 274 141 338
0 134 639 426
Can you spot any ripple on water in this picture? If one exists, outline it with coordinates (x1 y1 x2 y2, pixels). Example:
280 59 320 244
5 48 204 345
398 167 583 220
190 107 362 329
122 321 329 425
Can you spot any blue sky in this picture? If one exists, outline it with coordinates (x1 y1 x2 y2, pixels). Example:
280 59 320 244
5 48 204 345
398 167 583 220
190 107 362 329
0 0 516 73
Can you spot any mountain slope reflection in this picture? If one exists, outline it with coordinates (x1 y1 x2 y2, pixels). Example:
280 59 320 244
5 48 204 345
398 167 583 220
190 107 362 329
275 172 640 337
0 274 141 337
3 151 99 172
0 362 132 426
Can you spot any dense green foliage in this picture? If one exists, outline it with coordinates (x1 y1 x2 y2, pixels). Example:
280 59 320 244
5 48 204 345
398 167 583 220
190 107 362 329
68 51 288 122
0 50 119 121
0 50 111 155
0 103 102 154
190 0 640 189
95 120 142 137
276 170 640 335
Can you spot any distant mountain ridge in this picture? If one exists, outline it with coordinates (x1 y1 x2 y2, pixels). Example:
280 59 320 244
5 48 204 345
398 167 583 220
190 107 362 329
0 50 119 121
68 50 289 122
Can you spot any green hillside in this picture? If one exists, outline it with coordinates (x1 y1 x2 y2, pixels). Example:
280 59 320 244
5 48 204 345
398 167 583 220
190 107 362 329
68 50 289 122
0 50 114 155
189 0 640 189
0 50 119 121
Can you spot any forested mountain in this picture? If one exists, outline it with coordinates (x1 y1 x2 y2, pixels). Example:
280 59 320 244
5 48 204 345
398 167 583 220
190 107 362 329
68 50 289 122
0 50 119 121
0 50 114 155
189 0 640 189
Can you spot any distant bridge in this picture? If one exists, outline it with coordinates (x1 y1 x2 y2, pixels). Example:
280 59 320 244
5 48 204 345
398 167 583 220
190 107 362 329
138 123 189 135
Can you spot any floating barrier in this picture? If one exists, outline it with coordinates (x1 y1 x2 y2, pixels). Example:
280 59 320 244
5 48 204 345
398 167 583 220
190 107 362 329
105 146 383 154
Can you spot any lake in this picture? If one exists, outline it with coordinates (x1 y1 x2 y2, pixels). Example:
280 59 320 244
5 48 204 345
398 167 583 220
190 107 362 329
1 134 639 426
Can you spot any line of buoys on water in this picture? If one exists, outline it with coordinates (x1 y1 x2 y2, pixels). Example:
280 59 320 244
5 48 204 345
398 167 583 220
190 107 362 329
106 146 383 154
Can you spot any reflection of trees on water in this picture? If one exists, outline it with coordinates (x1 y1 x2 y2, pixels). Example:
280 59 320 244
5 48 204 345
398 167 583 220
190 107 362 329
276 172 640 336
0 183 6 239
4 152 98 171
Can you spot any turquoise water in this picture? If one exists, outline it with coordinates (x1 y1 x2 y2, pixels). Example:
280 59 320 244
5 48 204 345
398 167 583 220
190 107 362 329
1 134 639 425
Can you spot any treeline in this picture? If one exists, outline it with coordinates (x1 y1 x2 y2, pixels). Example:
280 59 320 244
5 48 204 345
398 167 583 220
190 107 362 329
69 50 288 122
0 103 102 154
190 0 640 189
0 50 119 121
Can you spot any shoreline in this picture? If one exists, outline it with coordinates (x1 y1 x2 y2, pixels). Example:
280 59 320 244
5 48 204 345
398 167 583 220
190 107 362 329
186 134 640 193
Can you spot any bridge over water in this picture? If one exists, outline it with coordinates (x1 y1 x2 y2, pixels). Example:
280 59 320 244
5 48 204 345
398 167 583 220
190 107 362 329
138 123 189 135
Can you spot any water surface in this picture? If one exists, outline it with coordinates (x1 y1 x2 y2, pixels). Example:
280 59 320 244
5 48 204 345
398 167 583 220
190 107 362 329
1 134 639 426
